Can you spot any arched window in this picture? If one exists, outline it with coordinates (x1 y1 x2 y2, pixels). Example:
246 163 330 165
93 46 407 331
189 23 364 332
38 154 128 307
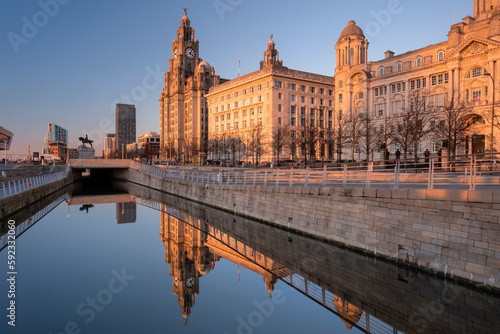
415 56 423 67
466 67 487 79
379 67 385 76
396 62 403 72
437 50 445 62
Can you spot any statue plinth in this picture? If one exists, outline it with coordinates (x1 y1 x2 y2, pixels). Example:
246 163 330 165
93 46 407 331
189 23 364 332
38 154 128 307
78 146 95 159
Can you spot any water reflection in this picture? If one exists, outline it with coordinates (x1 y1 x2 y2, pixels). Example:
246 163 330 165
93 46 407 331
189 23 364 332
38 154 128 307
1 180 499 334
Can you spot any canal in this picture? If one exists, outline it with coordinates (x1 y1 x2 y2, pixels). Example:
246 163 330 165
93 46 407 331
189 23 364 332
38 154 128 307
0 180 499 334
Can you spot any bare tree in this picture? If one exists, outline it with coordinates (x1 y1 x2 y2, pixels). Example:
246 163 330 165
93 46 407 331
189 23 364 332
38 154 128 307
409 90 435 161
377 115 395 161
334 112 349 162
245 125 267 166
434 89 471 165
296 112 322 164
345 112 363 161
271 124 291 167
360 111 378 161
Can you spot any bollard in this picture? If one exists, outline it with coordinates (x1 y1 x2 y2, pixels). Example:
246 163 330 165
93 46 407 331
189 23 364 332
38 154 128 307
289 168 293 186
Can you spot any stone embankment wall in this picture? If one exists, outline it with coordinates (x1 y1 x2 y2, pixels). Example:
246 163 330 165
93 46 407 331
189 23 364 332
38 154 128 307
0 176 72 220
123 168 500 289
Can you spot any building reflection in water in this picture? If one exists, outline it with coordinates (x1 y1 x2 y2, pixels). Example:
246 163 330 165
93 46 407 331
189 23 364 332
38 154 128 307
159 204 362 330
160 206 219 324
116 202 136 224
334 296 363 330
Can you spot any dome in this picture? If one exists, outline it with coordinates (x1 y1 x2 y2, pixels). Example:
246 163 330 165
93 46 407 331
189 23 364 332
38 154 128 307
339 20 364 39
268 39 275 47
198 60 211 69
181 15 189 23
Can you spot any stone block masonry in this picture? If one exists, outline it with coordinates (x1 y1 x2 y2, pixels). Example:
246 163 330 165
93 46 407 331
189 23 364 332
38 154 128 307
123 168 500 290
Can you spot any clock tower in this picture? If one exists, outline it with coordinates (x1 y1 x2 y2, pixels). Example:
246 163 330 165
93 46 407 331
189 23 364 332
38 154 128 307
160 10 220 164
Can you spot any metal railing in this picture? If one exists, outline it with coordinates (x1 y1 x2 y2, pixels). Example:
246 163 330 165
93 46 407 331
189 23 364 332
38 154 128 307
130 154 500 190
0 168 69 199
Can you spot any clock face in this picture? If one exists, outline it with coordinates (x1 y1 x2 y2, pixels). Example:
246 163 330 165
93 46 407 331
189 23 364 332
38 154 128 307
174 48 178 60
185 275 196 288
185 47 196 60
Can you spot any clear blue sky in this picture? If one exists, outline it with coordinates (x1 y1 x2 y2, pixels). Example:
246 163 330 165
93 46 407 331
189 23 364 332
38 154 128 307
1 0 471 156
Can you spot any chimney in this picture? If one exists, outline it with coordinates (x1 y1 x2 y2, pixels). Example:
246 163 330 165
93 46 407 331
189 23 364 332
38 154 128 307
385 50 395 59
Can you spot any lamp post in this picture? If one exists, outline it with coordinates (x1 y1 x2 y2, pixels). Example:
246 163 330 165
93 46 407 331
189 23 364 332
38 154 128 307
485 71 496 169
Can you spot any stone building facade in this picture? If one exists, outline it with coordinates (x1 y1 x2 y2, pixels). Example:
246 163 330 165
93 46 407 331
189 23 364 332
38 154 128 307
206 38 335 164
159 12 221 164
335 0 500 160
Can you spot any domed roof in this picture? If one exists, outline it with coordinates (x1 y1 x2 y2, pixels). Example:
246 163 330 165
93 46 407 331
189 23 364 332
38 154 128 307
339 20 364 39
181 15 189 23
268 39 275 47
198 60 211 69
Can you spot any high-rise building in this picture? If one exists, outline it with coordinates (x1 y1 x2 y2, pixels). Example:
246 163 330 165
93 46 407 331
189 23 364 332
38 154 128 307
44 123 68 159
104 133 115 159
115 104 136 156
138 131 160 160
159 10 222 164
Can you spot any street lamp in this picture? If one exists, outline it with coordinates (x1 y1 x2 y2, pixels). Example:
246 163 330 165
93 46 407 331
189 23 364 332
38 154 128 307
485 71 496 169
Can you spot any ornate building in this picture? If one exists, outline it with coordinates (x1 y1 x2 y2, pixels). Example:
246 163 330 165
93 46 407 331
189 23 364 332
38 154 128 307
159 10 221 164
160 206 219 323
206 37 335 164
335 0 500 160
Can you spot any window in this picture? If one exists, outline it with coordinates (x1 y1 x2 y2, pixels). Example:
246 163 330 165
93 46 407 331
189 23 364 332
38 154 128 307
291 117 296 126
310 87 315 93
258 95 262 102
472 88 482 102
251 87 254 93
377 103 384 116
235 122 239 129
358 92 364 99
415 56 423 67
234 112 239 119
290 83 296 90
301 96 305 103
300 85 306 92
243 120 247 128
320 88 324 94
278 93 282 100
432 140 442 152
329 100 332 107
396 62 403 72
278 117 282 125
379 67 385 76
258 84 262 90
410 78 426 90
243 89 247 95
235 92 239 98
291 95 296 102
227 113 231 120
227 104 230 110
328 89 333 96
394 100 402 113
339 81 343 88
468 67 485 78
339 94 343 103
320 99 324 105
436 94 444 107
437 50 445 62
311 98 315 104
215 116 219 122
278 105 282 112
251 108 255 116
221 105 225 111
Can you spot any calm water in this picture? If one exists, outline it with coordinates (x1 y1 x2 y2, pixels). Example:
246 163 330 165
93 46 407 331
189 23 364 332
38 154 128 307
0 181 499 334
